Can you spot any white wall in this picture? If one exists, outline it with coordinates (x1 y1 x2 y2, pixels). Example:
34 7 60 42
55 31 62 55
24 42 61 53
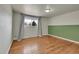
13 12 39 39
12 12 22 39
13 12 49 39
48 10 79 25
0 5 12 53
41 17 48 35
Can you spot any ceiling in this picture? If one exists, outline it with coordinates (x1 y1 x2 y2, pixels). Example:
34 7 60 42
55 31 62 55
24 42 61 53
12 4 79 17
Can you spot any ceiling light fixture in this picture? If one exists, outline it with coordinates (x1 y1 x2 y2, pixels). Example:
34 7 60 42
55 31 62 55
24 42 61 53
45 9 51 13
45 5 54 13
45 8 54 13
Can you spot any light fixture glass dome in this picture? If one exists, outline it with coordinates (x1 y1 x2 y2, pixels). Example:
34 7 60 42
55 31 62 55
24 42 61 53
45 9 51 13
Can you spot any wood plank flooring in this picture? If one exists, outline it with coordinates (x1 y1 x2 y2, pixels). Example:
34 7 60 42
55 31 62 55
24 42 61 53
9 35 79 54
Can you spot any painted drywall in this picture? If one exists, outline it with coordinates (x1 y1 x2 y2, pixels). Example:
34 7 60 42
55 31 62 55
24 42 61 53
48 10 79 25
12 12 22 39
48 10 79 41
12 12 48 39
48 25 79 41
41 17 48 35
13 12 39 39
0 5 12 53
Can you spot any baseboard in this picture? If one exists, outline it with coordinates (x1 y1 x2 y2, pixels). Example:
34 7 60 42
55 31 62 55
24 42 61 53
8 39 13 54
15 35 47 41
14 35 42 41
48 34 79 44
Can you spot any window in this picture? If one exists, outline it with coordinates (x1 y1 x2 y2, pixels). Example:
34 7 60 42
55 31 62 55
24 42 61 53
24 18 32 25
24 16 38 26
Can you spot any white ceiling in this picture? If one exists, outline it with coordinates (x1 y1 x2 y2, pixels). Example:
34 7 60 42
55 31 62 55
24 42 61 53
12 4 79 17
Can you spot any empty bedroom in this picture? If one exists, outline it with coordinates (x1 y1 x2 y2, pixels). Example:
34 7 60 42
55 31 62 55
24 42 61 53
0 4 79 54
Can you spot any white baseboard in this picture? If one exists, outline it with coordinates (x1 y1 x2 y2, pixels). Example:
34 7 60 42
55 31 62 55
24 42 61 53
17 35 42 41
16 35 48 41
7 39 13 54
48 34 79 44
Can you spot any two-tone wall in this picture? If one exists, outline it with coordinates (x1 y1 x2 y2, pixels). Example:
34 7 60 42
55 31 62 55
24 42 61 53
48 11 79 41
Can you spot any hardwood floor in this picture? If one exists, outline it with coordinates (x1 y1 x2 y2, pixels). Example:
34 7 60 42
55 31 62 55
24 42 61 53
9 35 79 54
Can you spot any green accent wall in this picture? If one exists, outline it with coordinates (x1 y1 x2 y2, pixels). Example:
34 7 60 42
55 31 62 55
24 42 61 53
48 25 79 41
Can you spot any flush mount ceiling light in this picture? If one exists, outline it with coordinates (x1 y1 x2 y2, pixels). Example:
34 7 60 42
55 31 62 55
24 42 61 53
44 6 54 13
45 8 51 13
44 5 54 13
45 8 54 13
